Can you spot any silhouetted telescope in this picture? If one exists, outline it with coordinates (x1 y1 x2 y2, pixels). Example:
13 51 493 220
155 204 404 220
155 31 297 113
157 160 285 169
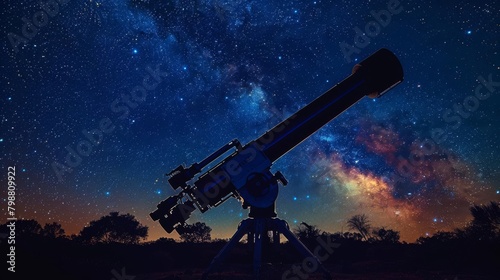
150 48 404 234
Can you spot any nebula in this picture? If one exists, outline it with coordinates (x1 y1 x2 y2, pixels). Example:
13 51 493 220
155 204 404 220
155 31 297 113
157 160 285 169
300 118 495 242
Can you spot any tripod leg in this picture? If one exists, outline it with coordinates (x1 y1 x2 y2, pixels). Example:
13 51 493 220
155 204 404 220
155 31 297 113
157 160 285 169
202 219 253 280
275 219 332 280
252 219 264 279
273 230 280 245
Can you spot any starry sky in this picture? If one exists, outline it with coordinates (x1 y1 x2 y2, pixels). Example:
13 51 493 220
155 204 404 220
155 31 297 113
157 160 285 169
1 0 499 242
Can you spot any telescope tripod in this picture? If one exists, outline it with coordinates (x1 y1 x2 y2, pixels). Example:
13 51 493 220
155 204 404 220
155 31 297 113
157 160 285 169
201 205 332 280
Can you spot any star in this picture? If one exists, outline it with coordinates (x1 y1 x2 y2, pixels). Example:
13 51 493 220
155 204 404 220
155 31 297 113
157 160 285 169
1 0 497 246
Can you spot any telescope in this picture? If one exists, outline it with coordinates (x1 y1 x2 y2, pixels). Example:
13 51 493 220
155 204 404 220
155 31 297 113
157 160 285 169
150 48 403 278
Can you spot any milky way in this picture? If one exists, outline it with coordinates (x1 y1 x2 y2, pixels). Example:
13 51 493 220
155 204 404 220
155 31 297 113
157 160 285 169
1 0 498 242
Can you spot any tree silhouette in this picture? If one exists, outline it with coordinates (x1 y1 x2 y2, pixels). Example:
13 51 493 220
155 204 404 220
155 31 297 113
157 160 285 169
330 231 363 241
79 212 148 244
294 222 322 242
154 237 176 244
469 201 500 240
416 231 456 244
372 227 400 243
179 222 212 243
15 219 42 236
347 214 371 241
42 222 66 238
418 202 500 243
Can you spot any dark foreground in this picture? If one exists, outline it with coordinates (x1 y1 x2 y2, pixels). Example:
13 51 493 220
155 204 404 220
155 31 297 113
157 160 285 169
3 235 499 280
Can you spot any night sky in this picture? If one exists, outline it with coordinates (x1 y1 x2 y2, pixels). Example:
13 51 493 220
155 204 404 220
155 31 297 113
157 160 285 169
1 0 499 243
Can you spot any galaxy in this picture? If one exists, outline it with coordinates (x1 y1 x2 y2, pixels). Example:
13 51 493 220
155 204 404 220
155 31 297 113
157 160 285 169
1 0 499 243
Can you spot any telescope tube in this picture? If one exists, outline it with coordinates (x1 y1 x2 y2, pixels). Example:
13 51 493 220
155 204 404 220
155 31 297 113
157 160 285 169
255 48 404 162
